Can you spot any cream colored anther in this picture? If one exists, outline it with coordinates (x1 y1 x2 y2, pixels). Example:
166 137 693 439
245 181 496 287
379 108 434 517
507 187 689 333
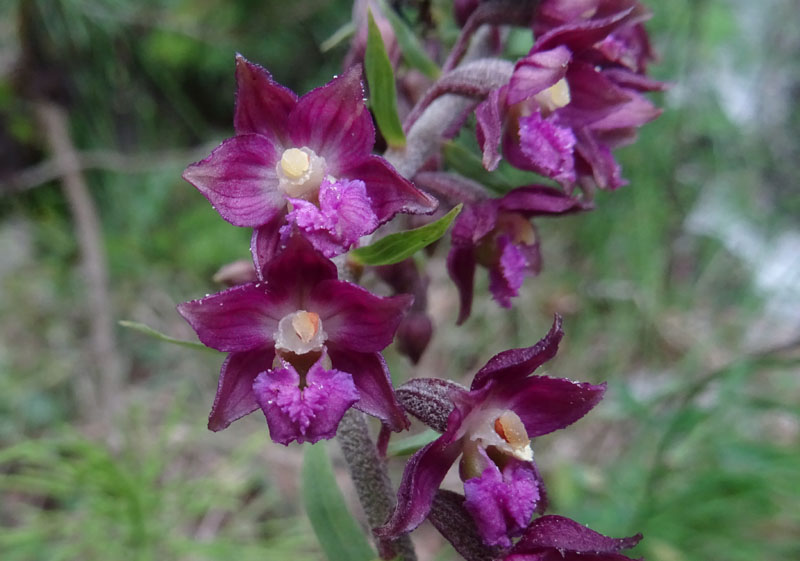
534 78 571 114
494 410 533 461
280 148 310 180
292 311 320 343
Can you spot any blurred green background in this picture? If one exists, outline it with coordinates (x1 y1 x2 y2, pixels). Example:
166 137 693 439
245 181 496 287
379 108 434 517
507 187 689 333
1 1 798 560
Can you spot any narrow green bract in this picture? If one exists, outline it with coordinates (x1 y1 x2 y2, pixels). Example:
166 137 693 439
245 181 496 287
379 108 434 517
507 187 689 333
378 0 440 79
302 443 376 561
365 9 406 148
350 204 463 266
118 320 218 353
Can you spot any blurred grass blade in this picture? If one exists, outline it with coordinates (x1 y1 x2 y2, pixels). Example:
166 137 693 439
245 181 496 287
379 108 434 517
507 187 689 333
349 204 462 266
321 21 356 52
302 443 376 561
365 9 406 148
119 320 217 352
378 0 440 79
443 141 513 194
386 429 439 457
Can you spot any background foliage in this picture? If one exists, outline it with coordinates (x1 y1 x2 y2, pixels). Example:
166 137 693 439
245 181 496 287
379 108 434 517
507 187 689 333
1 1 798 560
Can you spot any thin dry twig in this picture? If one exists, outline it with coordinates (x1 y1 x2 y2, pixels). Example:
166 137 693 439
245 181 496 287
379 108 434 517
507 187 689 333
1 141 219 195
33 100 123 433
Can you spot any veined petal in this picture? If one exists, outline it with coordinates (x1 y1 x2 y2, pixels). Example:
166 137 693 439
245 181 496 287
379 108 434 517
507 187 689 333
557 63 633 128
501 376 606 438
251 211 286 281
375 438 463 538
183 135 285 227
311 281 413 352
208 348 275 431
177 283 286 352
234 54 298 141
507 46 571 106
344 155 438 223
289 65 375 173
471 315 563 390
260 235 339 305
327 349 409 432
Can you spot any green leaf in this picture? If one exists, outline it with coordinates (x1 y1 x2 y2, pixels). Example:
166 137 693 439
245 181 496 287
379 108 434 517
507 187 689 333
349 204 463 266
386 429 440 457
118 320 218 353
365 9 406 148
302 443 376 561
378 0 440 79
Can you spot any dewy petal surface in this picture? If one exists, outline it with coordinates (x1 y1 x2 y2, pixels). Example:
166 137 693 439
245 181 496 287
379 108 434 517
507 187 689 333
285 177 379 257
343 155 438 223
208 347 275 431
311 281 413 352
260 235 339 305
288 65 375 173
326 349 409 432
471 315 564 390
177 283 286 352
182 134 285 227
502 376 606 438
253 357 359 445
233 54 298 141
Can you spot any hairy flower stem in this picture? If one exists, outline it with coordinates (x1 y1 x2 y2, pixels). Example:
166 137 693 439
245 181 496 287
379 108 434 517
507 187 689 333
337 409 417 561
403 59 515 132
443 0 539 72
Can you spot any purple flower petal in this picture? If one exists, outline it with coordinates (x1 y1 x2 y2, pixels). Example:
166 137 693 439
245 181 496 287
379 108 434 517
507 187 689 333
182 135 285 227
375 438 463 539
251 211 286 280
518 112 577 185
463 454 541 547
286 177 379 257
253 357 360 445
488 236 529 308
475 87 507 171
534 4 644 54
177 283 286 352
574 128 626 190
311 281 413 352
446 244 477 325
503 376 606 438
507 46 571 106
233 54 298 141
557 63 633 128
327 349 409 432
208 348 275 431
260 234 339 304
507 515 642 561
344 155 438 223
498 186 588 216
288 65 375 173
471 315 563 390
